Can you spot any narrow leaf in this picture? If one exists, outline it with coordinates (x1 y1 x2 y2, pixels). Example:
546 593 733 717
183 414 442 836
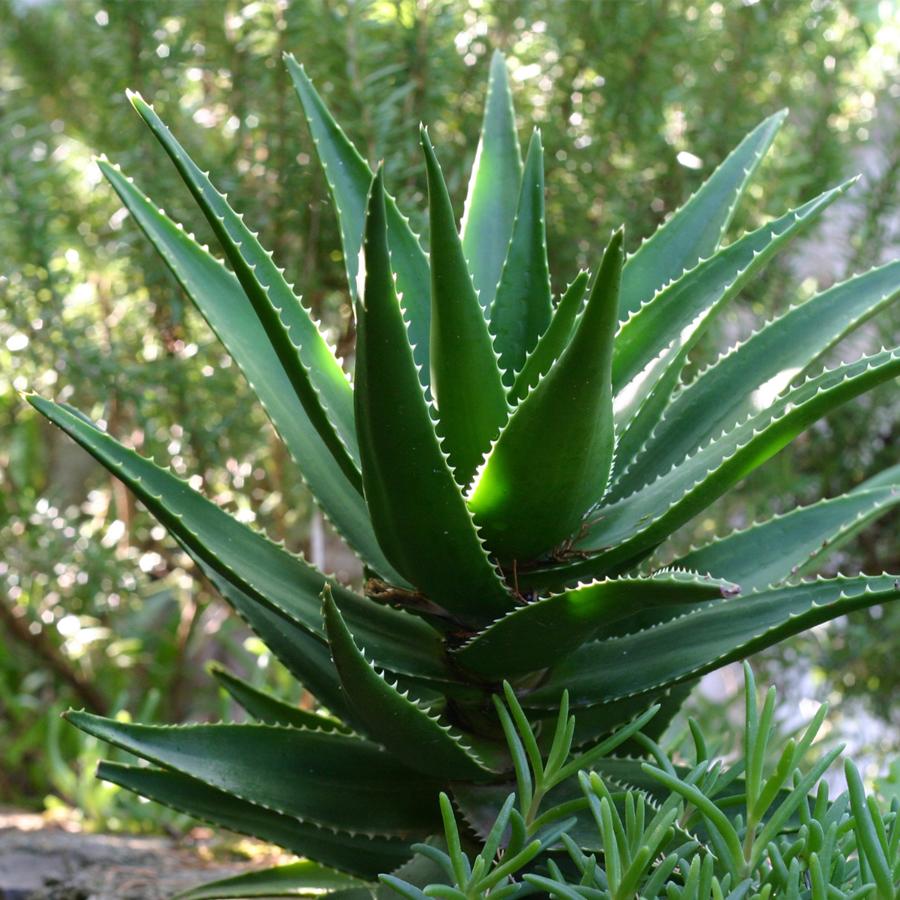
490 129 553 379
468 230 623 561
461 50 523 312
354 169 512 622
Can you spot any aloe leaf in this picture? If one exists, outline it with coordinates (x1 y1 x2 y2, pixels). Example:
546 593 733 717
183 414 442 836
618 260 900 495
209 664 349 732
567 348 900 579
173 861 369 899
511 270 589 403
526 575 900 707
97 159 397 581
490 129 553 380
612 180 852 397
421 128 508 484
354 169 512 622
98 762 410 879
618 110 785 321
324 588 502 780
285 55 432 383
71 712 442 836
468 230 623 561
453 572 738 678
127 92 360 487
28 397 454 686
461 50 523 313
674 477 900 592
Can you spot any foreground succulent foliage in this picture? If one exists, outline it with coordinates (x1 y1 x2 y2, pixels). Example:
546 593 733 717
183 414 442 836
27 51 899 896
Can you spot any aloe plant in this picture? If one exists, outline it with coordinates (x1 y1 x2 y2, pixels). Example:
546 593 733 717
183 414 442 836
27 51 900 896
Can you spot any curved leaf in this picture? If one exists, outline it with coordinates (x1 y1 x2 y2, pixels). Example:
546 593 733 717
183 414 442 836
324 588 502 780
71 712 442 836
618 110 785 321
453 572 738 678
173 861 369 899
461 50 523 313
422 128 508 484
354 169 512 622
490 129 553 380
527 575 900 707
285 55 432 384
468 230 623 561
98 761 409 879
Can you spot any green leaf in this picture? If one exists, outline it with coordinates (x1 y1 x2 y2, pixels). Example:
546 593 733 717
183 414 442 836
71 712 442 836
209 664 349 732
490 129 553 380
173 861 369 899
98 159 398 581
618 259 900 496
511 270 589 403
526 575 900 707
354 169 512 622
285 55 432 384
468 230 623 561
845 759 895 900
461 50 523 313
618 110 785 321
453 572 738 678
568 347 900 579
98 761 409 879
674 478 900 592
127 92 359 488
323 587 503 780
421 128 508 484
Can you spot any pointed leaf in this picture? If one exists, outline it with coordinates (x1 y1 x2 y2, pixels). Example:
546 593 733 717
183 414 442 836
453 572 739 678
98 159 398 581
422 128 508 484
173 861 369 899
461 50 523 312
618 110 785 321
527 575 900 707
98 762 409 879
490 129 553 379
468 231 623 561
70 712 442 836
511 270 589 403
127 92 359 487
324 588 502 780
354 169 512 622
619 260 900 495
285 55 432 382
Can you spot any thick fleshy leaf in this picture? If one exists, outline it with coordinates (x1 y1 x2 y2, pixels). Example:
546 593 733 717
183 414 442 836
98 159 397 581
98 762 409 879
511 270 589 403
461 50 523 312
490 129 553 380
71 712 442 836
324 588 502 780
128 92 359 486
526 575 900 707
173 861 369 899
210 664 349 732
674 475 900 592
421 128 508 484
618 260 900 495
618 110 785 321
354 169 512 622
468 230 623 561
285 55 432 383
453 572 739 678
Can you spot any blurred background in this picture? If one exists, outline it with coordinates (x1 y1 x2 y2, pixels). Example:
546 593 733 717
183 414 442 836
1 0 898 832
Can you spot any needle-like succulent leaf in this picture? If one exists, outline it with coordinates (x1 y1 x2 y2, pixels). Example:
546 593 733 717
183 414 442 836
422 128 508 484
468 230 623 561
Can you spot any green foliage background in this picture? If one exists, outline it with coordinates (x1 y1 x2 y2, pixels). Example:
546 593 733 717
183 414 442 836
1 0 897 825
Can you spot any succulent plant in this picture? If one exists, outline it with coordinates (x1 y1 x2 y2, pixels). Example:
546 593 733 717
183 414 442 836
27 51 899 896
